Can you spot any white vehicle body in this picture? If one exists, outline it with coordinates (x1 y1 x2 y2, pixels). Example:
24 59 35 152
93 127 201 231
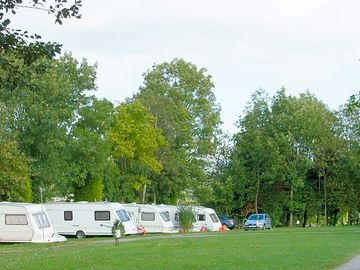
193 206 222 232
124 204 176 233
0 202 66 243
156 204 222 232
156 204 180 229
44 202 138 238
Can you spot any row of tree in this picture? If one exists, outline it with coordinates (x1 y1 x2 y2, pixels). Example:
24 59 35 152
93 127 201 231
210 89 360 226
1 0 359 226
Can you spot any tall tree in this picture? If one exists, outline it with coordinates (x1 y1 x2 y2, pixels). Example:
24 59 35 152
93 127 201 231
0 52 97 201
227 90 280 218
134 58 222 203
108 101 166 202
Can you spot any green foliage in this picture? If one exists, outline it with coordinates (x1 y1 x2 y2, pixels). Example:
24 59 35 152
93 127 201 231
0 139 31 201
74 177 104 202
0 0 82 57
108 101 166 202
177 205 195 232
111 219 125 237
135 58 222 203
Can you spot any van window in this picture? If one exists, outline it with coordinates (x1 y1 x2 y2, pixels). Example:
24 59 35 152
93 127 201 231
175 213 179 222
209 213 219 223
95 211 110 221
141 212 155 221
5 214 28 225
198 214 206 221
160 211 170 222
64 211 73 221
116 210 130 222
32 213 51 229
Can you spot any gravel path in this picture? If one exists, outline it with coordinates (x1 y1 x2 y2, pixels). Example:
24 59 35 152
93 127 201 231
335 253 360 270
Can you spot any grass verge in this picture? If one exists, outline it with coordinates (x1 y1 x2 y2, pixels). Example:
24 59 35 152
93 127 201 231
1 226 360 270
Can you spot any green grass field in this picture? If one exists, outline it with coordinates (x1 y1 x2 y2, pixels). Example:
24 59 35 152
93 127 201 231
1 227 360 270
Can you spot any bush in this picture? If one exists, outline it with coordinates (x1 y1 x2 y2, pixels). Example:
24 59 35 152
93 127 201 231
177 205 195 232
112 219 125 237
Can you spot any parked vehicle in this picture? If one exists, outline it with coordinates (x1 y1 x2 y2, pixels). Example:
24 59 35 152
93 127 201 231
244 213 272 231
144 204 222 232
44 202 138 238
193 206 222 232
124 204 176 233
156 204 180 230
218 215 238 230
0 202 66 243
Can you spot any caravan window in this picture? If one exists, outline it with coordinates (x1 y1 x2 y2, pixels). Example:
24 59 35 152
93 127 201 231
32 213 51 229
160 212 170 222
198 214 206 221
116 210 130 222
141 212 155 221
209 213 219 223
64 211 73 221
175 213 179 222
95 211 110 221
5 214 28 225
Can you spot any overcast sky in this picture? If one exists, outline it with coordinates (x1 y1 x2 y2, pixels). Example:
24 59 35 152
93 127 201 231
9 0 360 134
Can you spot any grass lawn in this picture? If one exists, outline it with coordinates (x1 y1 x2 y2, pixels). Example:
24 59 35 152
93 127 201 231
1 226 360 270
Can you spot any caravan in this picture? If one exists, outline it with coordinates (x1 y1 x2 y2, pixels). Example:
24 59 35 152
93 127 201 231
156 204 222 232
156 204 180 230
45 202 138 238
193 206 222 232
0 202 66 243
124 204 176 233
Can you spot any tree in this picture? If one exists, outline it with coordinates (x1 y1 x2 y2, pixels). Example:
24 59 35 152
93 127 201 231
0 52 98 201
1 0 82 58
69 97 116 202
227 89 280 220
134 58 222 203
108 101 166 202
0 103 31 201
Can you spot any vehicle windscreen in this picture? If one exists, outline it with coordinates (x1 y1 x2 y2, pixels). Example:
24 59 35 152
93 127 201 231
248 214 264 221
33 213 51 229
159 211 170 222
116 209 130 222
209 213 219 223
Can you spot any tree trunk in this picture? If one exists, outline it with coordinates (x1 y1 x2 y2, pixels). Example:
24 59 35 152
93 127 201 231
302 208 307 227
255 168 260 214
323 174 327 226
142 184 147 203
289 184 293 227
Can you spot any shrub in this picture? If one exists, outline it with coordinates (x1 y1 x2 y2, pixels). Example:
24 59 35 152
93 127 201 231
177 205 195 232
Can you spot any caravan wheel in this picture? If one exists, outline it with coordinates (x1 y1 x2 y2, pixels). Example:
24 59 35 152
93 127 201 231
76 230 86 239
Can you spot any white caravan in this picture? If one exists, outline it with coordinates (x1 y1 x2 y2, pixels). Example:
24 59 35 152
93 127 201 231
124 204 175 233
156 204 180 230
44 202 138 238
0 202 66 243
156 204 222 232
193 206 222 232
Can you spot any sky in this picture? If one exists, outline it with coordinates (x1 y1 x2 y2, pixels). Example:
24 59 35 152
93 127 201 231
8 0 360 134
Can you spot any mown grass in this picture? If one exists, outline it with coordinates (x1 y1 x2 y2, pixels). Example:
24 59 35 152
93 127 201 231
1 227 360 270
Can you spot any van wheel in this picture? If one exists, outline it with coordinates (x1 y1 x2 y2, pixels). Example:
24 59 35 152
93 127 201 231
76 230 86 239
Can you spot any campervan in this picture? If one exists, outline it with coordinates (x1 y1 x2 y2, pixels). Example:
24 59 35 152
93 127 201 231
124 204 176 233
44 202 138 238
193 206 222 232
0 202 66 243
